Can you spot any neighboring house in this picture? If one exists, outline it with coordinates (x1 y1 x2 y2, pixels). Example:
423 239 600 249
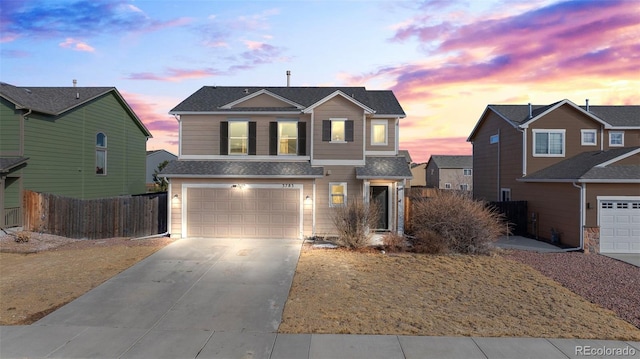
146 149 177 187
410 163 427 187
468 99 639 254
0 82 152 228
160 86 411 239
425 155 473 191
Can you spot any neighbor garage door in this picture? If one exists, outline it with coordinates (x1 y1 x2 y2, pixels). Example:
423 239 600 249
186 187 300 238
599 199 640 253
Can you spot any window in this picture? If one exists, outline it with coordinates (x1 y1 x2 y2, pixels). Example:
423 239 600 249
581 129 597 146
329 182 347 206
444 183 452 189
490 134 499 144
463 169 472 176
609 131 624 147
501 188 511 202
371 120 388 146
278 121 297 155
331 119 346 142
96 132 106 175
460 184 469 191
229 121 248 155
533 129 565 157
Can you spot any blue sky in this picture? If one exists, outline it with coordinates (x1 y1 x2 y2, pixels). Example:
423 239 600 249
2 0 638 162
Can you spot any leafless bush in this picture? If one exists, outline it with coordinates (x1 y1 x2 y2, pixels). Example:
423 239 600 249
14 231 31 243
381 232 407 252
410 191 506 255
412 229 449 254
330 197 379 249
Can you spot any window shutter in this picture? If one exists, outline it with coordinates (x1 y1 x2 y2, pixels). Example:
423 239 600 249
297 122 306 156
269 122 278 155
345 120 354 142
322 120 331 141
248 122 257 155
220 121 228 155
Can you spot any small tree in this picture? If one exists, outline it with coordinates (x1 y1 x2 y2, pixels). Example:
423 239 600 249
330 196 379 249
152 160 169 192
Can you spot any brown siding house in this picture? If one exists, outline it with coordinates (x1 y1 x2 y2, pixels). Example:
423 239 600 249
468 99 639 254
160 86 411 239
425 155 473 191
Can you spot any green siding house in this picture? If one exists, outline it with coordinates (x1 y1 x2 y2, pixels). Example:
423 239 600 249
0 82 152 228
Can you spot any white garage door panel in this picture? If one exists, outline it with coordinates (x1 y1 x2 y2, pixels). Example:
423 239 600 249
599 200 640 254
186 187 300 239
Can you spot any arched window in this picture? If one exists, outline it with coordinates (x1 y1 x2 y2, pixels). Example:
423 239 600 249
96 132 107 174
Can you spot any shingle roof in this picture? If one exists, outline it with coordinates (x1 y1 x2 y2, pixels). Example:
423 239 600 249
429 155 473 169
0 157 29 173
355 156 413 179
159 160 324 178
170 86 405 116
1 82 114 115
488 101 639 128
521 147 640 182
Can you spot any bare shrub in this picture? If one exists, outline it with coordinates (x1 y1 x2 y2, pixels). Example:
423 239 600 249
330 196 379 249
410 191 506 255
381 232 407 252
412 229 449 254
14 231 31 243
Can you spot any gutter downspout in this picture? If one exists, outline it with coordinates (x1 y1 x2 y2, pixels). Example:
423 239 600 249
566 182 585 252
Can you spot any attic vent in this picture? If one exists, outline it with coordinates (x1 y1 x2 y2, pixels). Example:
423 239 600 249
243 88 249 94
24 89 32 94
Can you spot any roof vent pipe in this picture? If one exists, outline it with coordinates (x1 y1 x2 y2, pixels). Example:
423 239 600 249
286 70 291 87
586 99 589 111
73 79 77 87
528 103 532 118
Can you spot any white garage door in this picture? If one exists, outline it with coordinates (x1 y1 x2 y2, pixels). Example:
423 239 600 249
599 200 640 254
186 187 300 239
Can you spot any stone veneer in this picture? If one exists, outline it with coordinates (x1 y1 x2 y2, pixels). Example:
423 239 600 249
583 227 600 254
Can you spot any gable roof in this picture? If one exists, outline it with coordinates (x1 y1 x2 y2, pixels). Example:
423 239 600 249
0 82 152 137
468 99 639 141
169 86 405 117
428 155 473 169
520 147 640 183
355 156 413 179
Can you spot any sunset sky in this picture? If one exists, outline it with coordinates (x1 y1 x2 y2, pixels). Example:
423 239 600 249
2 0 638 163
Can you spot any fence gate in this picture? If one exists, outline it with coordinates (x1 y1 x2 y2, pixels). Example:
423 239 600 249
488 201 528 236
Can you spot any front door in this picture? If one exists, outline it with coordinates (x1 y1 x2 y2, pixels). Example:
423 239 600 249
371 186 389 230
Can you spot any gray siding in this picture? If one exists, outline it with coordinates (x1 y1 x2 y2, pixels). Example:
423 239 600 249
312 96 364 160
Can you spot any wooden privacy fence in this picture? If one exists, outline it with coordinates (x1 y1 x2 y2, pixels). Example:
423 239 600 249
23 190 167 239
487 200 528 236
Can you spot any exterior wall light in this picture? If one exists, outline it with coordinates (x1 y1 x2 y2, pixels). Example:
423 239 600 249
304 195 312 205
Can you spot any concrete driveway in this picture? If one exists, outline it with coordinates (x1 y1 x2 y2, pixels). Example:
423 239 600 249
1 237 302 358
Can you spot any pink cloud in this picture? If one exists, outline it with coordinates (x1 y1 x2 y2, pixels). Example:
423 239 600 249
59 38 95 52
125 67 220 82
119 91 178 137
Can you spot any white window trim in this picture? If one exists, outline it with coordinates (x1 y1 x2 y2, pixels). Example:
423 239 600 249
444 183 452 189
581 129 597 146
463 168 472 176
228 120 249 155
501 188 511 202
330 118 347 143
532 129 565 157
96 132 107 175
460 184 469 191
370 119 388 146
277 120 298 156
609 131 624 147
329 182 347 207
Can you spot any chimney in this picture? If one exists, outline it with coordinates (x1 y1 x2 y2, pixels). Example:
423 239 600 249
586 99 590 111
286 70 291 87
528 103 532 118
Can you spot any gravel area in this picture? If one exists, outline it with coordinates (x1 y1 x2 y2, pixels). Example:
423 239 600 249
504 250 640 329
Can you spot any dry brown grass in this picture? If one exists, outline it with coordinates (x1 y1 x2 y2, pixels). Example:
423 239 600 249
279 248 640 340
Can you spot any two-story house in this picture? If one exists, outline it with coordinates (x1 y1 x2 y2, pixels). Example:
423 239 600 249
160 86 411 239
0 82 152 228
425 155 473 191
468 99 639 254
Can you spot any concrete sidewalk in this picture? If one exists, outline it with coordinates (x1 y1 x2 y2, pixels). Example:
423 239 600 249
1 237 639 358
493 235 565 252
